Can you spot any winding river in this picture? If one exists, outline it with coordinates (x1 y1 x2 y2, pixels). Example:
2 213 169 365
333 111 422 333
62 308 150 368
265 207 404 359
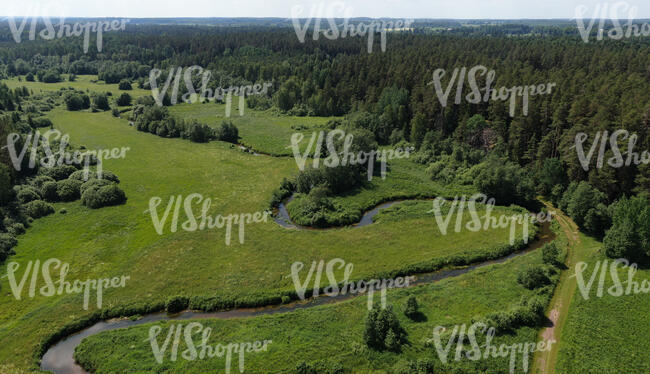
41 198 555 374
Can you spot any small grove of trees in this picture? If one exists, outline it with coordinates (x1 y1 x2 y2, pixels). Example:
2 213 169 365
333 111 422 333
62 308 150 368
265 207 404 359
603 196 649 262
116 93 132 106
557 181 611 237
517 265 551 290
118 79 132 90
133 105 238 144
363 305 406 352
64 92 91 111
474 157 536 207
92 93 111 111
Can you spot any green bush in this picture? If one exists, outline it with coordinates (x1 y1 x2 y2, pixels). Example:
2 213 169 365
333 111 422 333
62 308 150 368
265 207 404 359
363 305 406 351
41 181 59 202
517 265 550 290
216 120 239 143
404 295 419 319
118 80 132 90
603 196 650 261
17 187 41 204
92 93 111 111
81 184 127 209
56 179 83 201
116 92 132 106
31 175 55 189
542 242 560 265
43 165 78 181
0 233 18 262
166 296 189 314
0 163 14 205
80 178 113 195
25 200 55 218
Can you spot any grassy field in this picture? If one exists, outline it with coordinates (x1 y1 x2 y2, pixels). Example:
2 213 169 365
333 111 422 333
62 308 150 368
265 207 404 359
75 232 557 373
0 79 542 372
4 75 152 99
168 101 336 156
555 234 650 373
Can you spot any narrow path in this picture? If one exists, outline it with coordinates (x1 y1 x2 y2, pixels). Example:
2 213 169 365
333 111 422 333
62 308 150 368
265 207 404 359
532 204 582 374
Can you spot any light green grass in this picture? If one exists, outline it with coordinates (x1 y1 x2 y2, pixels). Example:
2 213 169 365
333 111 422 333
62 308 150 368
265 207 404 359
4 75 152 99
76 240 553 373
0 104 529 371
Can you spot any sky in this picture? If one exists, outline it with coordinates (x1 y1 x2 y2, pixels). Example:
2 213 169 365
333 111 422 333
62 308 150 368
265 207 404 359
2 0 650 19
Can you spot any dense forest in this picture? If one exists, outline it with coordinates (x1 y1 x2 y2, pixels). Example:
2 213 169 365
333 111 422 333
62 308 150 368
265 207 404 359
0 20 648 260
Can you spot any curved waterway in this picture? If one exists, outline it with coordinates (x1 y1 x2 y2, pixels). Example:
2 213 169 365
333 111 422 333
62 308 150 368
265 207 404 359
41 220 555 374
273 194 405 229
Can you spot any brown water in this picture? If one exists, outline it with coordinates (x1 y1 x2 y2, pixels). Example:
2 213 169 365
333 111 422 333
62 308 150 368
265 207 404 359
40 220 555 374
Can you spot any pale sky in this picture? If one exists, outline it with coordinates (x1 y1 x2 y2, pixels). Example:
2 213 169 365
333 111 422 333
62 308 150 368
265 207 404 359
2 0 650 19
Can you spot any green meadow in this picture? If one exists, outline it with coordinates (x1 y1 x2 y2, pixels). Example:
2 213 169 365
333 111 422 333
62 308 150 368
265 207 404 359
0 79 539 372
555 234 650 373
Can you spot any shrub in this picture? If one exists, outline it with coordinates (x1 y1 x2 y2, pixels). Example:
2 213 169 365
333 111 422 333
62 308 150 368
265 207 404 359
363 305 405 350
188 122 214 143
404 295 419 319
0 233 18 262
517 265 550 290
25 200 55 218
41 181 59 202
31 175 55 189
81 184 126 209
603 196 650 261
80 178 113 195
216 120 239 143
92 93 111 111
17 187 41 204
118 80 132 90
166 296 189 314
56 179 83 201
0 164 14 205
64 92 90 111
43 165 77 180
542 242 560 265
116 93 132 106
59 208 67 214
25 72 34 82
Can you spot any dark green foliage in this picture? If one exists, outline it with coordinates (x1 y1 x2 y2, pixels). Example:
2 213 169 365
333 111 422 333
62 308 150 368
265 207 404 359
188 122 215 143
363 305 406 351
17 187 40 204
56 179 83 202
559 181 610 236
539 158 567 196
81 184 127 209
24 200 55 218
64 92 91 111
80 179 113 195
542 242 560 265
43 165 78 181
295 360 344 374
31 117 53 129
25 72 34 82
116 93 132 106
0 164 15 205
41 181 59 202
216 120 239 143
392 359 436 374
404 295 419 319
474 158 536 207
0 233 18 262
118 80 132 90
517 265 550 290
166 296 189 314
603 196 650 261
92 93 111 111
